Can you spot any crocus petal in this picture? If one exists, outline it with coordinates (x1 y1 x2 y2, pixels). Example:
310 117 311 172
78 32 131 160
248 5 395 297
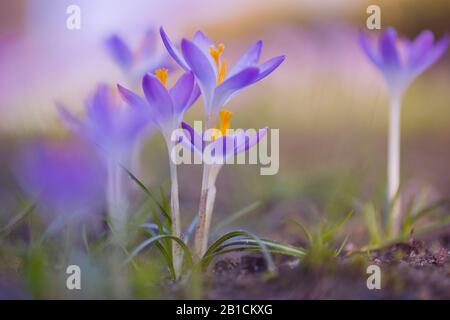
181 121 204 155
169 71 195 115
117 84 147 109
358 32 382 68
228 40 262 78
408 30 434 68
57 104 87 138
142 73 174 124
106 35 133 69
85 85 114 132
413 34 449 75
186 83 201 109
192 30 217 70
160 27 190 71
235 127 268 154
212 67 260 114
181 38 216 112
379 28 400 69
209 135 236 162
252 55 285 83
139 29 157 57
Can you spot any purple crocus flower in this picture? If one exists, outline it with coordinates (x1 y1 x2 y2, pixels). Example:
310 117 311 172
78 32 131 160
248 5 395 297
359 27 449 97
180 111 268 257
359 27 449 235
180 119 268 166
106 29 173 88
14 140 105 233
160 27 285 122
58 84 149 165
118 69 200 277
117 69 200 140
58 85 151 242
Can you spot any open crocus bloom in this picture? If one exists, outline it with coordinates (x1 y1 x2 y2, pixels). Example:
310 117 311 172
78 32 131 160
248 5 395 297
180 110 268 166
160 27 285 120
359 27 449 97
106 29 172 86
58 84 149 165
118 69 200 141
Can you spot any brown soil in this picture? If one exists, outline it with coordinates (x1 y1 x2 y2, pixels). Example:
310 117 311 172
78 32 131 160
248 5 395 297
204 234 450 299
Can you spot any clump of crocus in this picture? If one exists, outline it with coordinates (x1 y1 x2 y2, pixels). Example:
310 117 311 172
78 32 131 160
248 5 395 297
58 84 149 244
160 28 284 261
106 29 172 89
180 112 268 257
359 27 449 234
118 70 199 278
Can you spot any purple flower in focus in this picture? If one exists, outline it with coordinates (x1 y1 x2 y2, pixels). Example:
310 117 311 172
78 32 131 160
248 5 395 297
118 69 200 141
359 27 449 96
180 115 268 165
58 84 150 164
106 29 173 87
14 141 105 230
160 27 285 120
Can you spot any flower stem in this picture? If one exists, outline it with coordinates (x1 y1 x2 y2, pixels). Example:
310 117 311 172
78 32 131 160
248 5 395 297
387 95 402 235
168 142 183 279
107 159 127 245
194 164 210 260
193 115 216 260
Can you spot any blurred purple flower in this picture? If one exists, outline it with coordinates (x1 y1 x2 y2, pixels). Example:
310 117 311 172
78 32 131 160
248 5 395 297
14 140 105 230
359 27 449 97
118 69 200 141
106 29 173 88
58 84 150 165
160 27 285 121
359 27 449 233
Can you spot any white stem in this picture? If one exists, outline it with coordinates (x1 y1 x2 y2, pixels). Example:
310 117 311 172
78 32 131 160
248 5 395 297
107 159 127 246
204 166 220 248
194 164 210 260
168 141 183 279
388 95 402 235
193 116 216 260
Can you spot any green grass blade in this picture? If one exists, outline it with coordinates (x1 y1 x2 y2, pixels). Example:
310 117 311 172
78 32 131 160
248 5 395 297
123 167 171 223
321 210 353 242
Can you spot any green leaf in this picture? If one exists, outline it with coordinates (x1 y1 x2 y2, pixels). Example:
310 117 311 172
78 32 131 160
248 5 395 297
321 211 353 242
124 235 193 279
123 167 171 223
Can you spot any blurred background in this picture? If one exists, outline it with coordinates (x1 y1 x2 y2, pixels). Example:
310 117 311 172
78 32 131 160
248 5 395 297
0 0 449 298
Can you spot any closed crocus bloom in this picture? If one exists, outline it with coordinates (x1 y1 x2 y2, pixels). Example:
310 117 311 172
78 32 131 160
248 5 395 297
181 111 268 258
58 84 150 244
58 84 150 165
160 27 285 123
106 29 172 88
359 27 449 234
118 70 200 278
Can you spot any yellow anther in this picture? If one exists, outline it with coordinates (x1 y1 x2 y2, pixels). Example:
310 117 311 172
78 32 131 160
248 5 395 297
209 43 227 85
155 68 168 87
209 43 225 70
219 109 233 135
210 109 233 141
217 60 227 85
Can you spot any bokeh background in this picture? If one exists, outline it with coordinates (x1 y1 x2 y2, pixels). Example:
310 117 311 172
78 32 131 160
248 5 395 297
0 0 449 298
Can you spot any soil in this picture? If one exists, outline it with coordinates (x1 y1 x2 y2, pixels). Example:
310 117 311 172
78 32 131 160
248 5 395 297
204 233 450 299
